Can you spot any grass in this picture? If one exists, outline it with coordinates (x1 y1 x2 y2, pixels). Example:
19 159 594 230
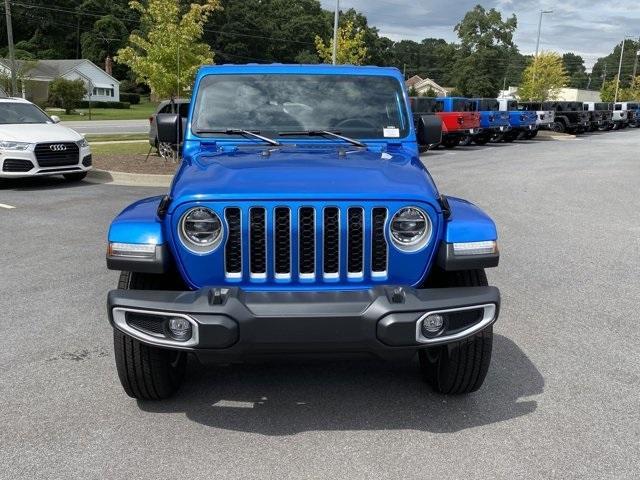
90 141 151 157
85 133 148 143
50 101 157 121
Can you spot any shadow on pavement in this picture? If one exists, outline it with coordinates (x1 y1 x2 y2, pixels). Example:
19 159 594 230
0 176 92 191
139 334 543 435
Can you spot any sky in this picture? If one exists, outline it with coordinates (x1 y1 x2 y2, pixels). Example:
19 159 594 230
320 0 640 70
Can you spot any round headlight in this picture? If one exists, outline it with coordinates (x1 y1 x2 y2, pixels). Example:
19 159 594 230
390 207 431 251
179 207 223 253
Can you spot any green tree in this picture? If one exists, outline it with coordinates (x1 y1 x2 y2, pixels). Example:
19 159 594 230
518 52 569 101
423 87 437 97
592 40 640 90
623 76 640 100
203 0 328 64
315 20 367 65
48 78 86 114
562 53 588 88
116 0 221 99
451 5 518 97
408 85 418 96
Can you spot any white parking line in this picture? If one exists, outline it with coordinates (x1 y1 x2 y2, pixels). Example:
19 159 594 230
0 203 16 209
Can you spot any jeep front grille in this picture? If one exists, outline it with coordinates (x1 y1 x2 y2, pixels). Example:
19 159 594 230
223 205 389 282
34 142 80 167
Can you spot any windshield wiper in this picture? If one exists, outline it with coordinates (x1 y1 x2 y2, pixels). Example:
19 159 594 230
195 128 281 146
278 130 366 148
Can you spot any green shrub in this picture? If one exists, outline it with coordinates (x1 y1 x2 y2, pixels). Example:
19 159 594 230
120 92 141 105
77 100 131 109
48 78 86 114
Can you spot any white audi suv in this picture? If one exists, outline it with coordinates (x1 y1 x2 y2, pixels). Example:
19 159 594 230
0 97 91 181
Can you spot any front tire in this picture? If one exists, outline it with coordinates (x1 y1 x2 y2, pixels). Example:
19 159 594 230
63 172 87 182
113 271 187 400
418 269 494 394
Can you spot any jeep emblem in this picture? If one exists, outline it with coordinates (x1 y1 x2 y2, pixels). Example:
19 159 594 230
50 144 67 151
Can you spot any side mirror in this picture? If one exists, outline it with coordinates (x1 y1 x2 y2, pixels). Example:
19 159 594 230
156 113 183 146
415 114 442 147
50 115 60 124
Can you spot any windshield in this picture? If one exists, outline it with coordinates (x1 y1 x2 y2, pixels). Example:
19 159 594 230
0 102 51 124
477 99 499 111
192 74 409 139
452 99 476 111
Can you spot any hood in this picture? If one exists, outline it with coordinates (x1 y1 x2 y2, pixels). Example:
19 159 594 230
0 123 82 143
170 146 440 207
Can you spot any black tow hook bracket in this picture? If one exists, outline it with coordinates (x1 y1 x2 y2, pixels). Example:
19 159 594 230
438 195 451 219
390 287 406 304
209 288 225 305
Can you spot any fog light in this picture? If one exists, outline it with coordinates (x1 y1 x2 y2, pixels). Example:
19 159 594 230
421 313 445 337
167 317 192 341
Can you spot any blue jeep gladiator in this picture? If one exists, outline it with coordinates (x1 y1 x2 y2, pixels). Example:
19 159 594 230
498 99 538 141
466 98 510 145
106 64 500 400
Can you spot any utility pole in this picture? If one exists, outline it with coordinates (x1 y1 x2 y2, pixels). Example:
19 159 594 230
614 38 626 103
331 0 339 65
601 63 607 89
533 10 553 84
3 0 18 96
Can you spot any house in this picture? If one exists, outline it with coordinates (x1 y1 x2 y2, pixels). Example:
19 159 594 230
0 58 120 103
499 86 601 102
405 75 450 97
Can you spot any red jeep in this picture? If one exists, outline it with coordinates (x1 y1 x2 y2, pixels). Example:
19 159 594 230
410 97 481 148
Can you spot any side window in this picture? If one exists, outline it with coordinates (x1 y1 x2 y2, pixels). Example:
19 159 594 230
615 104 621 111
435 101 444 112
179 103 190 117
159 104 172 114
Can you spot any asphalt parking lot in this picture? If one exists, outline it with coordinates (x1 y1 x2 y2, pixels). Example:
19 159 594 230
1 130 639 479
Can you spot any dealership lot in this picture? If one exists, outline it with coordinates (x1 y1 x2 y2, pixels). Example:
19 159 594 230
1 130 639 479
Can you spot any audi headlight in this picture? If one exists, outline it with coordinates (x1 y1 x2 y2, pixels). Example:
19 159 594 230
390 207 432 251
76 137 89 148
0 141 30 151
179 207 223 253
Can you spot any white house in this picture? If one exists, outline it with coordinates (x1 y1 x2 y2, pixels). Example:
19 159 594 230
0 59 120 103
499 86 601 102
406 75 450 97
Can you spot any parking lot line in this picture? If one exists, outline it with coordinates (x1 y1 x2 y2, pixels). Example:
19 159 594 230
0 203 16 209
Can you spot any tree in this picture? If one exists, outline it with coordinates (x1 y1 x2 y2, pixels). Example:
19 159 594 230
116 0 221 99
593 40 640 90
518 52 569 101
315 20 367 65
48 78 86 114
423 87 437 97
562 53 588 89
451 5 518 97
600 76 618 101
408 85 418 96
623 76 640 100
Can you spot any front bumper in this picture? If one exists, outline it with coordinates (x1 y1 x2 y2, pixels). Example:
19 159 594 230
0 146 92 178
108 285 500 360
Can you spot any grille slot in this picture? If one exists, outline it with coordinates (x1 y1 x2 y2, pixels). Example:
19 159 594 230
371 208 388 274
299 207 316 277
274 207 291 276
224 208 242 277
2 159 33 172
347 208 364 275
323 207 340 276
250 207 266 277
220 205 392 283
34 142 79 167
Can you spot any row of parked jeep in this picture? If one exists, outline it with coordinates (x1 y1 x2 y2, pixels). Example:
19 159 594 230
410 97 640 149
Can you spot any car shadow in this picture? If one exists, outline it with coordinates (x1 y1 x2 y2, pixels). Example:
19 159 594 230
138 334 543 435
0 176 92 191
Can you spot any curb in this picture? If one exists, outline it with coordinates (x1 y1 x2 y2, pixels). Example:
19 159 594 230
86 169 173 187
536 131 577 141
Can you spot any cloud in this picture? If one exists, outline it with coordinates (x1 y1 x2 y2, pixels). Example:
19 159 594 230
320 0 639 69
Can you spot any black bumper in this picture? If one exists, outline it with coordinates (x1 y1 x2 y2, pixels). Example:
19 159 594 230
108 286 500 361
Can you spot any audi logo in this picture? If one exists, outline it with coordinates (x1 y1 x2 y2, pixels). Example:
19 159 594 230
49 144 67 151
